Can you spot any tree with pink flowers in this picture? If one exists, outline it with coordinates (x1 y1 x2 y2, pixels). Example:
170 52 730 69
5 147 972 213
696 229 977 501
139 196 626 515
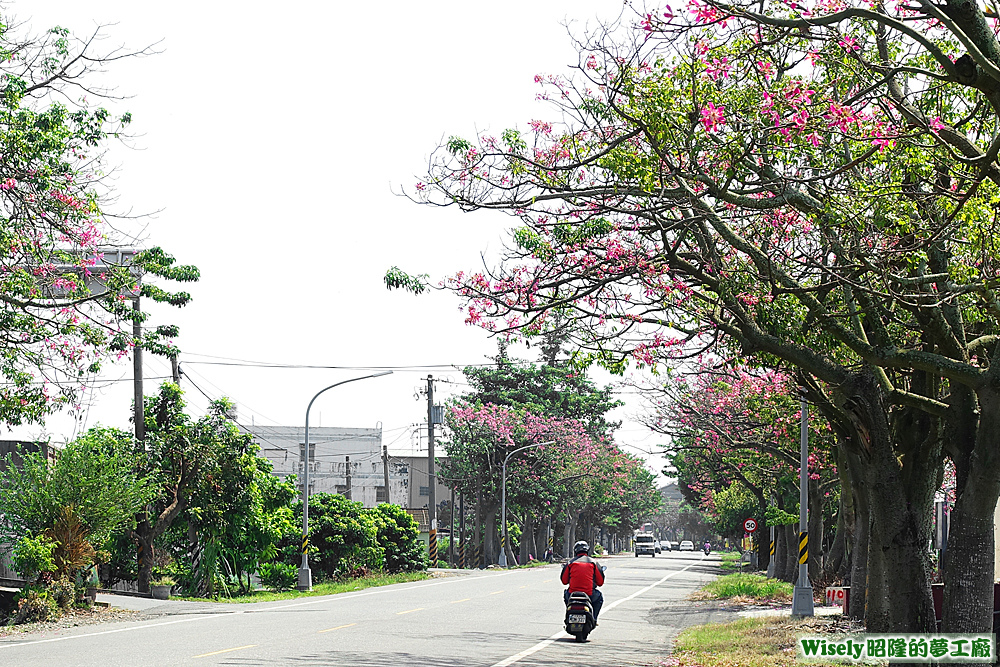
388 0 1000 632
441 385 659 564
645 364 844 583
0 18 197 426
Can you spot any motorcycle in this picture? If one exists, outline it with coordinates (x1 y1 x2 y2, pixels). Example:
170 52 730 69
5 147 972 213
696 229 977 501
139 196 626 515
564 563 605 642
564 591 596 642
703 543 711 555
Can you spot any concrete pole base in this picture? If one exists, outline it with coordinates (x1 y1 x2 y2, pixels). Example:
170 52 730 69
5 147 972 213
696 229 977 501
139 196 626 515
791 583 814 617
297 567 312 591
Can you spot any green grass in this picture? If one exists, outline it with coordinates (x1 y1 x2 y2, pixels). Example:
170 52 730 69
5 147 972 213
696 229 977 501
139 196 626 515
719 551 746 571
671 616 847 667
699 573 793 601
175 571 430 604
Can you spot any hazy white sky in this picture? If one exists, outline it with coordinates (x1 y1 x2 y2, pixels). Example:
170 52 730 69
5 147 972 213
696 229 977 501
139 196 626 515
6 1 670 479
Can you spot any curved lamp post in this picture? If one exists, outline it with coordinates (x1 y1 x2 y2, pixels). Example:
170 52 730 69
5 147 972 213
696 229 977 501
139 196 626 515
499 441 555 567
298 371 392 590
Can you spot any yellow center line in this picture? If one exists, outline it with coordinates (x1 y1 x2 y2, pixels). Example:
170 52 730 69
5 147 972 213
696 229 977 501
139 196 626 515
450 598 471 604
489 590 504 595
396 607 425 615
193 644 257 659
542 579 552 583
519 585 528 589
318 622 356 633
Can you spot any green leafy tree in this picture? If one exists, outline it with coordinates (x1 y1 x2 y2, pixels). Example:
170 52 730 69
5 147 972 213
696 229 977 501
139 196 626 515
0 17 197 426
0 427 152 581
369 503 426 573
284 493 383 579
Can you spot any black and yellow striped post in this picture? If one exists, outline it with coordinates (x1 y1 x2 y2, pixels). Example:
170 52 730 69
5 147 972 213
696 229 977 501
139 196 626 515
459 539 465 569
428 528 438 566
474 539 482 569
798 531 808 565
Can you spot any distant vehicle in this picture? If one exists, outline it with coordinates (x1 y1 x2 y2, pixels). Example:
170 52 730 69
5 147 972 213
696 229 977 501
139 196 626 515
679 540 694 551
654 540 662 554
635 533 657 557
663 540 672 552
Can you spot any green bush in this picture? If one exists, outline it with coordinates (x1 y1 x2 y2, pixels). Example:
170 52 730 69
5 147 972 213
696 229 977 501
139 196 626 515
11 534 57 582
14 586 58 624
368 504 426 573
284 493 382 579
258 562 297 591
49 576 75 609
701 573 792 600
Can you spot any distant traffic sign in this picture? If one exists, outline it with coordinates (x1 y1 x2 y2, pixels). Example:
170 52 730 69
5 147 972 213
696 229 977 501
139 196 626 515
743 518 758 533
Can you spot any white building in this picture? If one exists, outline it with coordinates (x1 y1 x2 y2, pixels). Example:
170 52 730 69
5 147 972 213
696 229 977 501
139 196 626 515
244 425 408 508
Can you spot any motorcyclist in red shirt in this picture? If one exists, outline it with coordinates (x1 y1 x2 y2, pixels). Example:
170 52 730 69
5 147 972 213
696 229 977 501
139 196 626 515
561 541 605 621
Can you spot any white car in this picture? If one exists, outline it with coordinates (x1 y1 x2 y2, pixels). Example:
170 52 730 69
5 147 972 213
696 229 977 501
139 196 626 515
679 540 694 551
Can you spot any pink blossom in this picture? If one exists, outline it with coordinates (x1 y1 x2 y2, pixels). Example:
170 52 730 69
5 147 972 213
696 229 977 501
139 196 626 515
700 102 726 133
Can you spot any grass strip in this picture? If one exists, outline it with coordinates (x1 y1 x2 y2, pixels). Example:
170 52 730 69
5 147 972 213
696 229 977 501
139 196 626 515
698 573 792 601
669 615 849 667
176 571 430 604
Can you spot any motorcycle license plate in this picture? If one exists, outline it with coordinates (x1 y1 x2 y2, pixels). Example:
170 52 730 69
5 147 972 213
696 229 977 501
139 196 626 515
568 614 587 624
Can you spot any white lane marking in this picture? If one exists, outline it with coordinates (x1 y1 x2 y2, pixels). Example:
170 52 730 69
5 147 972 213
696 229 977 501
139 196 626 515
490 560 700 667
0 614 227 650
492 630 569 667
0 570 516 651
603 560 699 612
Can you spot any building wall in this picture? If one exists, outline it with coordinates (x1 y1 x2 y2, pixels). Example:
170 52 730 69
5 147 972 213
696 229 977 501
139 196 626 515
393 455 452 511
242 425 407 508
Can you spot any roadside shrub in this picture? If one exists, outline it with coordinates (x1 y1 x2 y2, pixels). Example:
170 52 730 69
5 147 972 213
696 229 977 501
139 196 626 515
49 576 75 609
284 493 383 579
701 573 792 601
11 534 57 583
14 587 58 624
258 562 297 591
368 504 426 573
337 565 372 580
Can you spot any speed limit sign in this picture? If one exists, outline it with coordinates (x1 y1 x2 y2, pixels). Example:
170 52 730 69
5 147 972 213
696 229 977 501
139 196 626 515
743 518 758 533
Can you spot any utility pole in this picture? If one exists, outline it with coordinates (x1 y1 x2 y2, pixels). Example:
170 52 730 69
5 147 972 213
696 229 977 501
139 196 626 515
132 296 148 592
170 353 180 384
382 445 390 504
345 455 352 501
791 389 814 616
132 297 144 445
426 375 437 566
449 486 456 566
458 493 465 568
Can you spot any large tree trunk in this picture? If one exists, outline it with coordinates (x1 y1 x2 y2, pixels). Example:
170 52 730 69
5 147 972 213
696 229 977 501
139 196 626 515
134 522 153 594
808 478 824 582
474 491 484 568
837 372 936 633
783 523 799 583
943 382 1000 632
484 503 500 564
774 518 788 581
847 449 870 621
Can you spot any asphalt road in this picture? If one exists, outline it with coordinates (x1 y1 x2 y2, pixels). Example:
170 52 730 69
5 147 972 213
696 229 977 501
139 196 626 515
0 552 724 667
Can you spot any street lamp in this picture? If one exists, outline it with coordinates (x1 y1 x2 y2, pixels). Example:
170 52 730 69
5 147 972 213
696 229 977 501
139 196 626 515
499 441 555 567
791 387 814 616
298 371 392 591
